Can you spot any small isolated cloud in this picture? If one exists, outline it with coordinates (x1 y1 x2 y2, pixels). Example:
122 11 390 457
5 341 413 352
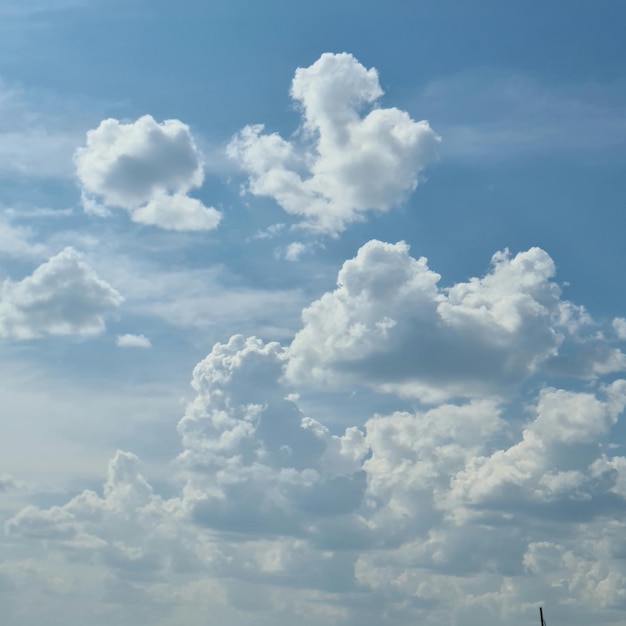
74 115 221 231
0 247 122 339
284 241 314 261
228 53 440 235
285 240 626 402
116 333 151 349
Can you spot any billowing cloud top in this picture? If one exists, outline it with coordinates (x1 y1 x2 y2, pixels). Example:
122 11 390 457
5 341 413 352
74 115 221 231
228 53 440 235
285 240 626 401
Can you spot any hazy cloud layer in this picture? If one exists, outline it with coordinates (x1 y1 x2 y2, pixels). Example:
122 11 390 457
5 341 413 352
228 53 440 235
0 474 16 492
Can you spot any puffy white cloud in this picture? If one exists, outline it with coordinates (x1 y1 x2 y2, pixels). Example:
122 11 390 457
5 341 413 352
0 247 122 339
131 192 221 231
74 115 221 231
116 333 152 348
363 400 503 534
228 53 440 235
444 380 626 523
286 240 626 402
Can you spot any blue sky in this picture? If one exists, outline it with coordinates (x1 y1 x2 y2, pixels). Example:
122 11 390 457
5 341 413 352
2 1 626 625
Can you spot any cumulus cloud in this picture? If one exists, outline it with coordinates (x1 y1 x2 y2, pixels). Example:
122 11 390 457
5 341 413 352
7 323 626 625
74 115 221 231
0 247 122 339
444 381 626 522
4 450 171 565
285 240 626 402
228 53 440 235
116 334 151 348
177 335 369 545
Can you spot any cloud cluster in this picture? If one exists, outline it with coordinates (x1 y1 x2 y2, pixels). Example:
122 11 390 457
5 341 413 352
7 297 626 624
286 240 626 402
228 53 440 234
75 115 221 231
4 50 626 626
0 247 122 339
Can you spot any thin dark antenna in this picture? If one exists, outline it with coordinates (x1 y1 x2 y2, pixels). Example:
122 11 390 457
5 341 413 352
539 607 546 626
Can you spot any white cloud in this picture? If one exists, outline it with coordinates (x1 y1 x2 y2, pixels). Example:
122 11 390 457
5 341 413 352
116 334 151 348
228 53 440 235
614 317 626 340
440 380 626 527
177 335 370 545
0 247 122 339
285 240 626 402
284 241 314 261
74 115 222 231
131 193 221 231
6 328 626 626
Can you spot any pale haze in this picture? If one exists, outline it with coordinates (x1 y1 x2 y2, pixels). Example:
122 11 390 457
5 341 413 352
2 2 626 626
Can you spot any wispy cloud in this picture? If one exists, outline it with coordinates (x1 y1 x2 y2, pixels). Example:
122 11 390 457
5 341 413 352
413 70 626 160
